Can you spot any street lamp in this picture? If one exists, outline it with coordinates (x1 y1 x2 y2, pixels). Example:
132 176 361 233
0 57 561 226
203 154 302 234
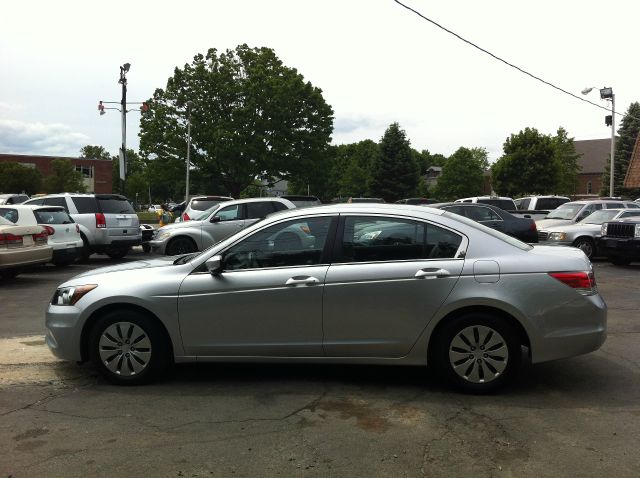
185 101 194 205
582 86 616 197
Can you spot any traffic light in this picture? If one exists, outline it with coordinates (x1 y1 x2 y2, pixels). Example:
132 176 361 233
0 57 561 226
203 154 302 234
605 115 612 127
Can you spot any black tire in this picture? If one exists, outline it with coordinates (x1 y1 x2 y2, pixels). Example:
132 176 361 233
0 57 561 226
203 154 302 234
573 237 595 259
52 258 76 267
610 256 631 266
0 269 19 280
166 236 197 256
88 309 172 385
78 234 92 262
432 313 521 394
105 247 130 260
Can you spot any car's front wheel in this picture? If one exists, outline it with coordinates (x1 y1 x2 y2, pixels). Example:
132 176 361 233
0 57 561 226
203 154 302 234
166 236 197 256
573 237 595 259
432 313 521 393
89 310 172 385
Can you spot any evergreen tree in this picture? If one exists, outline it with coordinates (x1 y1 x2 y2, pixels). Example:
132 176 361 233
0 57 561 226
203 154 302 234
552 127 580 196
370 123 420 202
601 102 640 196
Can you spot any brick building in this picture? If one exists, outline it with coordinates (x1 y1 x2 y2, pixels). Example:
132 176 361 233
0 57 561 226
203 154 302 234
0 153 112 194
623 134 640 189
573 138 611 196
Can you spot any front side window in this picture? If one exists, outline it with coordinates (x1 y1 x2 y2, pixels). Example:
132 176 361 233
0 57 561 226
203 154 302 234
339 216 462 263
215 204 242 222
620 211 640 218
223 216 333 271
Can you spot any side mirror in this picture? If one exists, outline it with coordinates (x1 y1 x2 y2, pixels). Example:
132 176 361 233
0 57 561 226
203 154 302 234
205 255 223 275
210 216 221 223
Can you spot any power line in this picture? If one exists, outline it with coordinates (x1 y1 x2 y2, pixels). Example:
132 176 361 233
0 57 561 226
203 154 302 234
393 0 625 118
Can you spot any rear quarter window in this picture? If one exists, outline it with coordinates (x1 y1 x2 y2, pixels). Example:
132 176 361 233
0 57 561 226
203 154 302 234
72 197 99 214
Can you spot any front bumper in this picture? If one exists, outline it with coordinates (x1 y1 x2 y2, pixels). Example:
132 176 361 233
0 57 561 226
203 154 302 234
148 238 168 255
599 237 640 258
45 303 84 362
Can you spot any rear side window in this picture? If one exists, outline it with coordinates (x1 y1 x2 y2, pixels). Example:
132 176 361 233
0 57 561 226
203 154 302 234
34 209 74 224
517 198 531 210
246 201 277 219
72 197 99 214
191 199 222 211
25 198 44 206
44 197 69 211
466 206 501 222
0 208 19 223
97 197 135 214
606 202 624 209
272 201 289 212
339 217 462 263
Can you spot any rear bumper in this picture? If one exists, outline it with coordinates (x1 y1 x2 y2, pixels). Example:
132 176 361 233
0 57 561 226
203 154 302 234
0 246 52 269
52 246 81 262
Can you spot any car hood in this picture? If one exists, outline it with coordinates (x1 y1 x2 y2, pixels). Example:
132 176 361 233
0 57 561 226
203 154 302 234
536 218 574 228
540 223 600 233
71 256 178 279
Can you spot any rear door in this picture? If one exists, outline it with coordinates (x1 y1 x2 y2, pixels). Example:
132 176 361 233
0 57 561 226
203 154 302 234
96 195 139 239
322 215 466 358
200 203 246 247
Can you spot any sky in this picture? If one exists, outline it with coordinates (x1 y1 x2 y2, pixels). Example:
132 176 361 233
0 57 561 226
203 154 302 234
1 0 639 163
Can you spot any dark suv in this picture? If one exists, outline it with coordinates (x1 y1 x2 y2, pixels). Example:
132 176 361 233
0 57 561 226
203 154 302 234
600 218 640 265
24 193 141 260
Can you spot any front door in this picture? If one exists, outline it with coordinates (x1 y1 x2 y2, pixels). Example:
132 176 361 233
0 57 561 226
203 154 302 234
200 203 246 249
178 215 336 357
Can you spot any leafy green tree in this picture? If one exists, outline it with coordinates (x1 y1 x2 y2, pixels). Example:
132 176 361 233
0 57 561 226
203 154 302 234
491 127 559 197
601 102 640 196
0 162 43 195
552 127 580 196
139 44 334 198
433 147 485 200
43 159 86 194
370 123 420 202
329 140 379 198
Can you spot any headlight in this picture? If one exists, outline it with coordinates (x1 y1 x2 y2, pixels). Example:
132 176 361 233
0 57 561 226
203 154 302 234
635 224 640 238
548 232 567 241
51 284 97 306
601 224 608 236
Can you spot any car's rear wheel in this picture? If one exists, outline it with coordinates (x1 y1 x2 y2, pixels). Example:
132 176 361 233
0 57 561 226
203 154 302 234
105 247 130 260
432 313 521 393
166 236 197 256
78 234 92 262
573 237 595 259
610 256 631 266
89 310 171 385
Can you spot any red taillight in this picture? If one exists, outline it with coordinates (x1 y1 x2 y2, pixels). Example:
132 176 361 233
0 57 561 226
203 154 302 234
44 226 55 236
183 212 190 221
530 222 537 231
0 233 23 247
549 271 596 295
95 213 106 228
75 224 80 233
33 231 48 245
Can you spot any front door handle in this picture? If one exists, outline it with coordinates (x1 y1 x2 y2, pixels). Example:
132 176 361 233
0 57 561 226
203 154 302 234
285 276 320 286
415 268 450 279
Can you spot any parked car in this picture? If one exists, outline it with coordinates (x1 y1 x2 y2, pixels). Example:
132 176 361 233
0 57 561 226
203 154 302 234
23 193 141 260
147 204 162 213
536 200 640 229
46 203 606 392
455 196 517 211
600 217 640 265
181 195 234 222
428 203 537 243
537 208 640 259
0 204 83 266
280 195 322 208
0 216 51 279
396 198 438 205
149 197 295 255
347 197 385 203
514 196 570 211
0 193 30 205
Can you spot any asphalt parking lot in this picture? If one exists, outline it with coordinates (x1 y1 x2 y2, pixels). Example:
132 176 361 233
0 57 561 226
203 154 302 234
1 249 639 477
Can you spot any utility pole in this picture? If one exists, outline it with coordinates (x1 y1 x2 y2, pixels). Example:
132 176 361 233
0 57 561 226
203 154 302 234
185 101 193 205
118 63 130 195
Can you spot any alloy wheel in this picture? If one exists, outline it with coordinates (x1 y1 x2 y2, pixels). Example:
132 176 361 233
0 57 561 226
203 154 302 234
98 321 152 376
448 325 508 384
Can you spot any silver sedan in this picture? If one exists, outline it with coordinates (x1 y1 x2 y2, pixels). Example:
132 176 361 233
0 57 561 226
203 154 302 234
45 204 606 393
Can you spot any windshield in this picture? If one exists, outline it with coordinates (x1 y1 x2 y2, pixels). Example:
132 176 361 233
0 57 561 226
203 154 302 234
546 204 583 220
579 209 619 225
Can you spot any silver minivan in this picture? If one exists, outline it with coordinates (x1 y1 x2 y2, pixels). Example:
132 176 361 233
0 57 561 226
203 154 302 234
24 193 141 260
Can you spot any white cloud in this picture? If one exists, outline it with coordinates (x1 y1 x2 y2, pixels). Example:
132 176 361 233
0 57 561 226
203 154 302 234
0 119 90 157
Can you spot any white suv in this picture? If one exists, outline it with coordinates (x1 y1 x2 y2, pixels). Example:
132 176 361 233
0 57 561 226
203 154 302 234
24 193 141 260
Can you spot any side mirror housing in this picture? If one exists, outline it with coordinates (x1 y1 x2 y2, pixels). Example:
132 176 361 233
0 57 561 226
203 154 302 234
205 255 223 275
210 216 221 223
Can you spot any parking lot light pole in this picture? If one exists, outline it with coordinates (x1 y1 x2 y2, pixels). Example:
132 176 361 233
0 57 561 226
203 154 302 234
185 101 193 205
582 86 615 197
119 63 130 191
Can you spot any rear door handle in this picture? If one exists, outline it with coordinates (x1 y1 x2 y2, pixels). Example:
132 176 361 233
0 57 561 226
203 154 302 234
285 276 320 286
415 268 450 279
